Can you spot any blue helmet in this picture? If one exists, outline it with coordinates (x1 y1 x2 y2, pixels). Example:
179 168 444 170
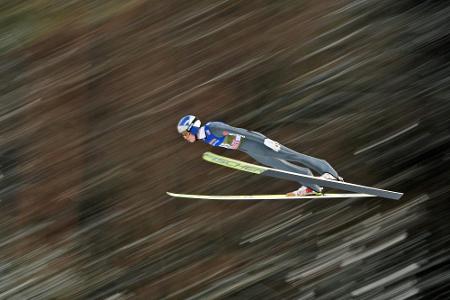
177 115 201 134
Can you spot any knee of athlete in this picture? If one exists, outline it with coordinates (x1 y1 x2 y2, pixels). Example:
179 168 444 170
321 159 332 167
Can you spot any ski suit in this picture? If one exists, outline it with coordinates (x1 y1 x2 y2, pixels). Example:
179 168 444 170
200 121 340 192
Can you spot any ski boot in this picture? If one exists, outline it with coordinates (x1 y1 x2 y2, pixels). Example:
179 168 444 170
320 173 344 182
287 186 323 197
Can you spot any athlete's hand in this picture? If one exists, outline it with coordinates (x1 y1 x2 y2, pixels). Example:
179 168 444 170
264 139 281 152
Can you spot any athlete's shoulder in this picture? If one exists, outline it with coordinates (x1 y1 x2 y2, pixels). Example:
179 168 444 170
205 121 232 137
205 121 229 131
205 121 227 126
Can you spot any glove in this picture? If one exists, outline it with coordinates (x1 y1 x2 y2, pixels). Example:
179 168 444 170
264 138 281 152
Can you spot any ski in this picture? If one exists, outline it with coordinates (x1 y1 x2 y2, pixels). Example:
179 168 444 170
167 192 376 200
202 152 403 200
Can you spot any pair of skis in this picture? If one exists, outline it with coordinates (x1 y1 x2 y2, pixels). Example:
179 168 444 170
167 152 403 201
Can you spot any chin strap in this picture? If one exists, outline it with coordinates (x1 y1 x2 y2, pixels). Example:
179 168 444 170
188 119 202 135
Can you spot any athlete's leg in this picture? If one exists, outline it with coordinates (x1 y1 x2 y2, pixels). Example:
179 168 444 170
277 145 340 178
240 136 340 178
245 152 322 192
239 136 338 190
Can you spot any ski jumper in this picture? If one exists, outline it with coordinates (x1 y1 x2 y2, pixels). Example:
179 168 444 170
200 122 340 192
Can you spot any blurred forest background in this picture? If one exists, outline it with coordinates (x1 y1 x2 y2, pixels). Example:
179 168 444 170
0 0 449 299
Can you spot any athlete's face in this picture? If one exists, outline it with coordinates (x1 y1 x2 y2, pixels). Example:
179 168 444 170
182 131 196 143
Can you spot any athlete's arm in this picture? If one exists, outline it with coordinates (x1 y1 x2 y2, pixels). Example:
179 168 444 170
207 122 265 141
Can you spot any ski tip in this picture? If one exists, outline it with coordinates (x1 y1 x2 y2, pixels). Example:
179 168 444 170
394 193 404 200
